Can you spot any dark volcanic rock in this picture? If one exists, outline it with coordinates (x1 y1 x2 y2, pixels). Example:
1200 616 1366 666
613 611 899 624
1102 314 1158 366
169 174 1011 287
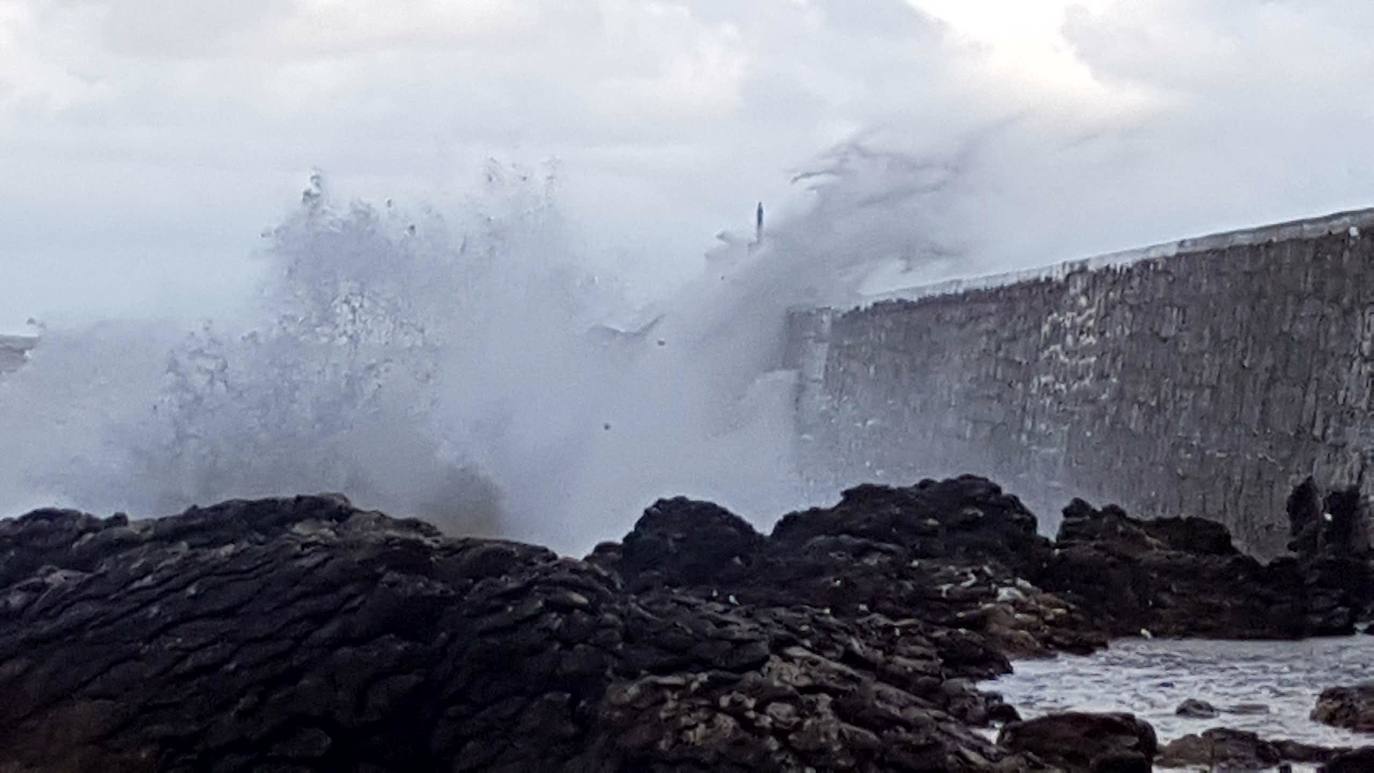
1159 727 1349 769
1313 684 1374 733
772 475 1048 577
1320 487 1370 557
1144 516 1241 556
604 597 1026 771
0 491 1037 772
996 712 1157 772
1281 480 1374 633
1274 738 1348 764
1288 476 1325 552
1039 494 1371 638
1223 703 1274 716
1043 498 1289 637
1158 728 1282 769
1324 746 1374 772
1056 499 1240 558
601 476 1110 666
7 472 1371 771
1 496 628 771
599 496 765 591
1175 698 1220 718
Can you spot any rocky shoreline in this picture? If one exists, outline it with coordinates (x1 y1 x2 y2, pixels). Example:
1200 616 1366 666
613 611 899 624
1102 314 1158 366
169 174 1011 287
1 475 1372 771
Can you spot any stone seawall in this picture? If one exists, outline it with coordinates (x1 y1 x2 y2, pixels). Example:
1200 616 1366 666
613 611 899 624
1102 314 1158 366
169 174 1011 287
0 336 35 376
787 208 1374 556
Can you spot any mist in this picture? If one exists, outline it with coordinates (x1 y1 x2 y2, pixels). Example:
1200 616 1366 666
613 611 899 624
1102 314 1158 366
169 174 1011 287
9 0 1373 333
0 147 950 551
6 1 1374 549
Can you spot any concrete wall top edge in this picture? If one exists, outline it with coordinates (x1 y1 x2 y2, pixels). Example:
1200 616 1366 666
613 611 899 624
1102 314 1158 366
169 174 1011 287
0 335 38 374
845 205 1374 312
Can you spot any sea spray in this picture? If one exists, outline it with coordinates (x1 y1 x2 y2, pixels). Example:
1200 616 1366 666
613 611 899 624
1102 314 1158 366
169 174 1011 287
1 165 610 543
0 164 817 550
0 143 983 551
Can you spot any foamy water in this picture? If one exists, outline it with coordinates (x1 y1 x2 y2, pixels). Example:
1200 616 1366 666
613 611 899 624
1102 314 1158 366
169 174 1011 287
0 169 833 554
980 636 1374 761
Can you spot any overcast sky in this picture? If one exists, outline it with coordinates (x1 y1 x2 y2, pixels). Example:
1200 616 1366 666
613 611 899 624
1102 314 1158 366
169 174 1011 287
5 0 1374 333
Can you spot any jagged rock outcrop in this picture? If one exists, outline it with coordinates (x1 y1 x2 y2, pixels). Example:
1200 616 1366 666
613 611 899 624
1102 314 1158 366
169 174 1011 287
1157 728 1282 769
589 496 764 592
1 488 1051 772
1038 493 1372 638
1313 684 1374 733
1155 725 1374 770
1279 478 1374 637
995 712 1156 772
1174 698 1220 719
1156 726 1363 769
597 477 1110 665
1287 477 1372 558
4 473 1373 771
1 496 631 771
1039 498 1296 637
1325 746 1374 772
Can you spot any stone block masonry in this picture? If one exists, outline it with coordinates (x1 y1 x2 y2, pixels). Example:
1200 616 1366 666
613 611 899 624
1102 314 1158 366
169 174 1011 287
786 208 1374 556
0 336 35 376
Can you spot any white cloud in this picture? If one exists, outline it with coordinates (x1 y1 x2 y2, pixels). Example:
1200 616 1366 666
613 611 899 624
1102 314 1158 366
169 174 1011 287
4 0 1374 333
8 0 1374 543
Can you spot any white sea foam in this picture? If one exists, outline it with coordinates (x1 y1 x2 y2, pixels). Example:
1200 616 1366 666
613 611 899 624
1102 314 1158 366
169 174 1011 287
981 635 1374 764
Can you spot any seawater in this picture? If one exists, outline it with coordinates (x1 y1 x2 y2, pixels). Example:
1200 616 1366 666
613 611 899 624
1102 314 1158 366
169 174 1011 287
979 636 1374 756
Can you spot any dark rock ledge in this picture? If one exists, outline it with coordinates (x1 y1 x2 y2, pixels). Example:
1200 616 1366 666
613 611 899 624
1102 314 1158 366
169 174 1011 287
1158 727 1346 769
1 475 1372 771
1314 684 1374 734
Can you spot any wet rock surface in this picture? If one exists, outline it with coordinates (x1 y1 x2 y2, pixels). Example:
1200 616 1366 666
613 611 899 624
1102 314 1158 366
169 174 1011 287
1040 492 1374 639
1324 746 1374 772
599 476 1111 668
1 482 1052 772
1175 698 1220 719
1156 726 1360 769
3 474 1373 771
996 712 1156 772
1 496 630 771
1313 684 1374 733
1157 728 1285 769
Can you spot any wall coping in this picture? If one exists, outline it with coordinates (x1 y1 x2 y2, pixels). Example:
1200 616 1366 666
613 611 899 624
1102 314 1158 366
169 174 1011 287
853 206 1374 308
0 335 38 368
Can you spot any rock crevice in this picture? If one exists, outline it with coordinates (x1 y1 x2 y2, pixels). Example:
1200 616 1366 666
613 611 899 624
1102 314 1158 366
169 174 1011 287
2 475 1371 770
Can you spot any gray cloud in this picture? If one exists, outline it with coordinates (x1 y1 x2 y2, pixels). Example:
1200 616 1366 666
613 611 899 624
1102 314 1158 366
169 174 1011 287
4 0 1374 335
6 0 1374 547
